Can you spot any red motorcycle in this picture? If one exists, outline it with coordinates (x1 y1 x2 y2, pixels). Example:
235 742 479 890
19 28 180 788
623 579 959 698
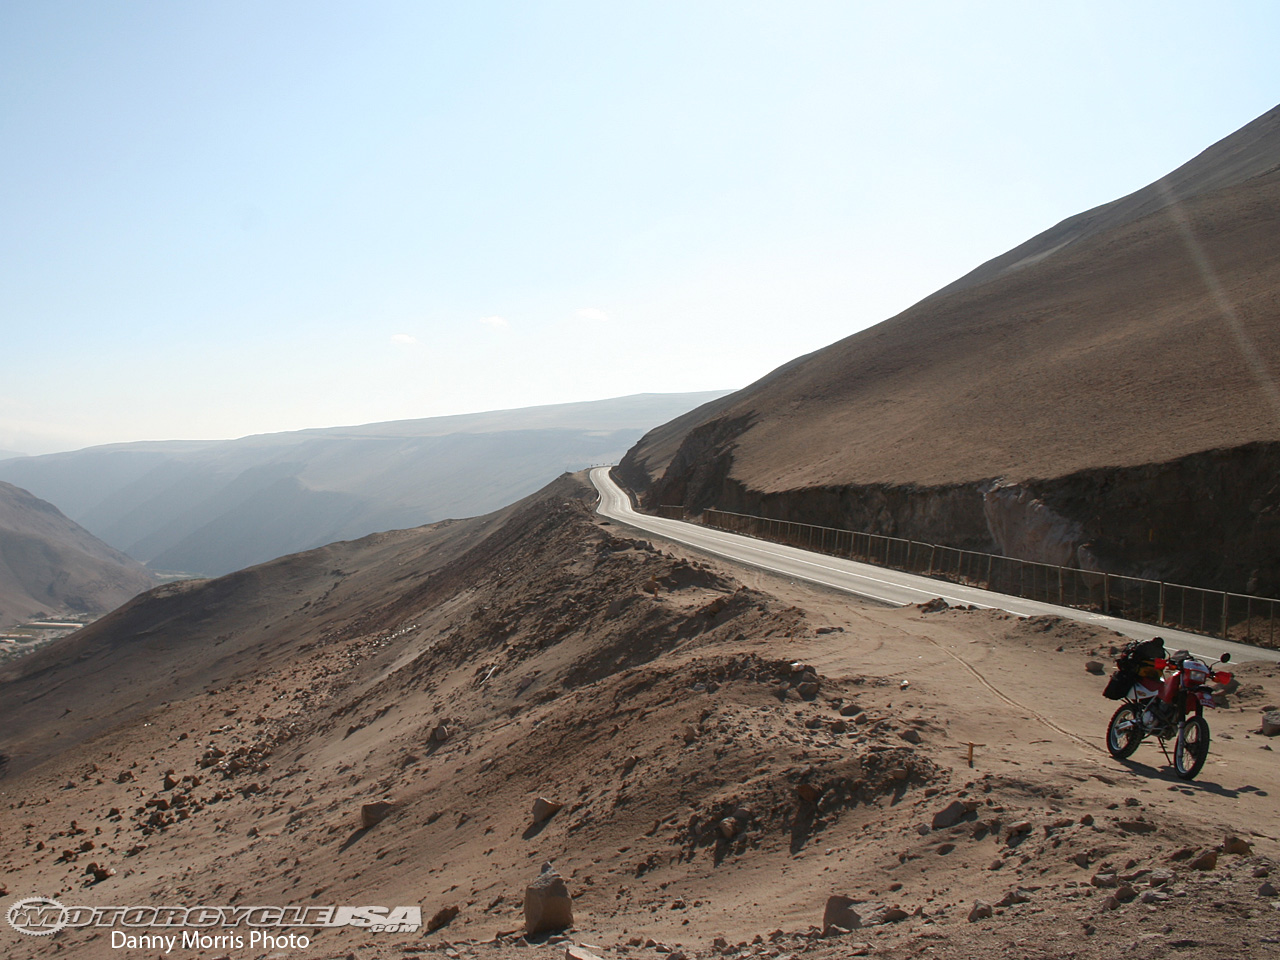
1105 648 1232 780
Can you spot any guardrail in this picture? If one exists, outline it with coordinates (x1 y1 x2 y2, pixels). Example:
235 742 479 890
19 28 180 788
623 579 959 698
672 506 1279 647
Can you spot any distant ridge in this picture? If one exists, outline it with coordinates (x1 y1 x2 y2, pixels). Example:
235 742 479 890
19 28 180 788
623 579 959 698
0 391 731 577
0 480 155 628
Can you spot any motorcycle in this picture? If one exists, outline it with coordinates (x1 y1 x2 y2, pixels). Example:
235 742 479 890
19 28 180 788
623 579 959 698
1105 649 1232 780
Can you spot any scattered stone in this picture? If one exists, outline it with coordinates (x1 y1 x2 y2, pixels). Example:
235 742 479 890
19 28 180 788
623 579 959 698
968 901 993 922
432 723 451 742
1085 660 1106 675
797 682 820 699
524 866 573 935
566 947 606 960
823 895 861 934
1259 882 1278 898
899 729 923 744
919 598 949 613
718 818 739 840
796 783 821 804
1114 884 1137 903
360 799 397 829
931 800 977 831
427 905 459 932
995 889 1032 907
1091 873 1119 889
1223 836 1253 855
531 798 564 823
1189 850 1218 871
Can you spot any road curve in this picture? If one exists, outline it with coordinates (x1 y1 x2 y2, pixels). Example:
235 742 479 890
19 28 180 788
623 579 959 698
591 467 1280 666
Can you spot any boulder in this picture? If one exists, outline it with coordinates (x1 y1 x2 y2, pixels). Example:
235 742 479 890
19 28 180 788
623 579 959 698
968 901 993 922
426 905 459 932
1190 850 1219 871
360 799 397 829
931 800 975 831
1262 711 1280 737
1085 660 1106 675
823 895 861 934
1223 836 1253 856
525 867 573 935
531 798 563 823
566 947 607 960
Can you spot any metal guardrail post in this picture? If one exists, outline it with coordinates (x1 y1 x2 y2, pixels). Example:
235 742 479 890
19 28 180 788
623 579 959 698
1221 592 1230 641
1158 582 1165 626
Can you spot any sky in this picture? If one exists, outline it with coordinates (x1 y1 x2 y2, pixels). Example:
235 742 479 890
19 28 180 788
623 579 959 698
2 2 1277 455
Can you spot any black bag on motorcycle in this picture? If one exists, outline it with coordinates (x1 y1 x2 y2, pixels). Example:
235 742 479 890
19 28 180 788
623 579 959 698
1102 637 1166 700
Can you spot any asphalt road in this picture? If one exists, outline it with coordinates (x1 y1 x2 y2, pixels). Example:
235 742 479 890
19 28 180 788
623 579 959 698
590 467 1280 666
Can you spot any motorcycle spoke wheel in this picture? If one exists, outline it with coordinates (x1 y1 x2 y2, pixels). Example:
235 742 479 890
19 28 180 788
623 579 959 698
1173 716 1210 780
1106 703 1143 760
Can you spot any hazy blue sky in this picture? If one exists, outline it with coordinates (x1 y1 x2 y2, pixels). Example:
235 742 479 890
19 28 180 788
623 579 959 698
2 1 1277 454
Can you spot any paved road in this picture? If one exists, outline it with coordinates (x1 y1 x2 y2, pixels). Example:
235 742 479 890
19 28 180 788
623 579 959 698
591 467 1280 666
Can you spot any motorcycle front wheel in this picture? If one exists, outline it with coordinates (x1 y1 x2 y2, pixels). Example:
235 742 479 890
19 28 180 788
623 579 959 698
1106 703 1143 759
1173 716 1210 780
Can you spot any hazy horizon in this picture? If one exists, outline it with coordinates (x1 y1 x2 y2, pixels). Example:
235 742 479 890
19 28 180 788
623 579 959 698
4 2 1278 455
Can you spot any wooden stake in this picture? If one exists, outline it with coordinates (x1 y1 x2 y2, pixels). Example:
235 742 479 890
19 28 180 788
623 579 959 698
965 742 987 768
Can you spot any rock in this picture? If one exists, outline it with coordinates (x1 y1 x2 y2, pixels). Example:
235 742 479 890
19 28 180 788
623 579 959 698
919 598 949 613
1190 850 1218 871
1005 820 1033 840
797 682 820 698
823 895 860 934
796 783 821 804
360 799 397 829
1091 873 1119 889
1148 869 1175 887
1140 890 1170 904
1259 882 1278 898
821 897 903 933
432 723 451 742
1262 711 1280 737
1114 884 1137 903
995 889 1032 907
531 798 563 823
525 868 573 935
899 729 923 745
427 905 459 932
566 947 607 960
718 817 739 840
1223 836 1253 855
968 901 993 922
931 800 977 831
1085 660 1106 675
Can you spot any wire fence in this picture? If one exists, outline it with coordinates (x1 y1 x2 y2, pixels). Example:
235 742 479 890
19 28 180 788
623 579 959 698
678 507 1280 647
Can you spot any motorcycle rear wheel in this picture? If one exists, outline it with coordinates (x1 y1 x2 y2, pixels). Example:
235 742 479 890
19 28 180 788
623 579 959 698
1173 716 1210 780
1106 703 1143 759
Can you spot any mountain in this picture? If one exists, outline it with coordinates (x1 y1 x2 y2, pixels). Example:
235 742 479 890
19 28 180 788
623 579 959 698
619 104 1280 594
4 471 1279 956
0 391 728 576
0 480 155 629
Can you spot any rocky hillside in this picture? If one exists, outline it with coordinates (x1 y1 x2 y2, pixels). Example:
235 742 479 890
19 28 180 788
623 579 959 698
619 104 1280 594
2 472 1278 959
0 391 728 577
0 480 154 630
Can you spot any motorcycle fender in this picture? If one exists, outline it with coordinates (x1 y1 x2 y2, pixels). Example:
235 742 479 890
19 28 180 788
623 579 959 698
1195 689 1216 708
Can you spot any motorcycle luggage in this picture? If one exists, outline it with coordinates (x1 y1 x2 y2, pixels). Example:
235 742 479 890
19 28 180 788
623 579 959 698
1103 637 1167 700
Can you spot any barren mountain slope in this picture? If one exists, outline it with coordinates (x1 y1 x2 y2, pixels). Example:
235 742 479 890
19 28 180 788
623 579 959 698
620 105 1280 593
0 481 154 630
2 473 1278 960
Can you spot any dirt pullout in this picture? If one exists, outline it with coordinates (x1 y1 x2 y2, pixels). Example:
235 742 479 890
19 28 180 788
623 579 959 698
1 475 1279 960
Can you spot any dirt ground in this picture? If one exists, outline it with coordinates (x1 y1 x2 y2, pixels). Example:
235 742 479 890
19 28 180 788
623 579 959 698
2 475 1278 960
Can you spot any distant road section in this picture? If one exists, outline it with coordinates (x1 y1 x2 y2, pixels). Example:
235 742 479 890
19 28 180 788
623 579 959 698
590 467 1280 665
